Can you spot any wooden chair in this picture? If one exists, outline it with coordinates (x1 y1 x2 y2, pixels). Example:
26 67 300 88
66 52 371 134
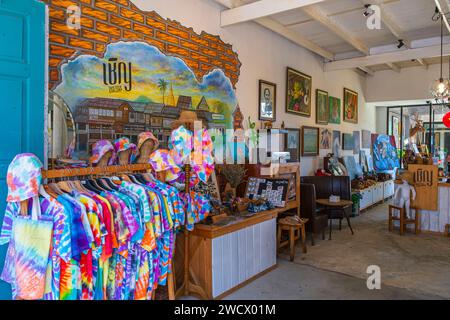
388 205 420 235
277 217 308 261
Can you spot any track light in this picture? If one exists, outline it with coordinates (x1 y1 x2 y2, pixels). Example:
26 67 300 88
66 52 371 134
363 4 374 17
397 39 405 48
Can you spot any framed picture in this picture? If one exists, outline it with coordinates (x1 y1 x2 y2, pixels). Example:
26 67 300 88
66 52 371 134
332 130 341 157
284 128 301 162
320 128 331 149
286 67 312 117
343 88 358 123
316 89 329 124
342 133 354 150
362 129 371 148
302 126 319 156
353 130 360 155
258 80 276 121
329 96 341 124
391 115 400 148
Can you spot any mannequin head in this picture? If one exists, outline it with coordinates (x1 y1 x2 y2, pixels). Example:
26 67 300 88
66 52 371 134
118 149 132 165
96 150 112 167
137 139 155 164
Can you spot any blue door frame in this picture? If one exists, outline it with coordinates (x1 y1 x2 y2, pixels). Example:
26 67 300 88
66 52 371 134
0 0 46 299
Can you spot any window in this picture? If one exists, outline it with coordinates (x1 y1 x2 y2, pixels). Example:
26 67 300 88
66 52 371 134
116 111 122 118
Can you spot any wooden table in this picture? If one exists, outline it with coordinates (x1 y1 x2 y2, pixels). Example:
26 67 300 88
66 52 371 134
316 199 354 240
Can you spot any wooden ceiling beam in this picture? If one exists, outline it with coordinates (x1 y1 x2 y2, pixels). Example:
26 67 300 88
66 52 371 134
302 5 369 55
214 0 334 60
220 0 327 27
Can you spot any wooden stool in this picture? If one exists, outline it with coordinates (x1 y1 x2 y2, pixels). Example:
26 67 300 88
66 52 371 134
388 205 420 235
277 217 309 261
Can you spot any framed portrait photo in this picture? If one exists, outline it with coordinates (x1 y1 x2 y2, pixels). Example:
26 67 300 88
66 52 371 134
286 67 312 117
302 126 319 156
258 80 276 121
343 88 358 123
284 128 301 162
316 89 329 124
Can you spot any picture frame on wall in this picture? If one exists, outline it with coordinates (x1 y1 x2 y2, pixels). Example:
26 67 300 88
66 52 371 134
286 67 312 117
302 126 319 156
320 128 331 150
391 115 400 149
258 80 276 121
329 96 341 124
284 128 301 162
316 89 329 124
332 130 341 157
362 129 371 148
343 87 358 123
342 133 354 150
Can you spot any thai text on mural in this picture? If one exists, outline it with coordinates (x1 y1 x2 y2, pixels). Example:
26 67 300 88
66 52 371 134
103 58 133 93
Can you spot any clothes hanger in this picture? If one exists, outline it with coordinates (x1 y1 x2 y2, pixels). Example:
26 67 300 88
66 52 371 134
120 174 132 182
44 185 59 198
39 185 52 199
48 182 64 195
134 174 148 185
96 178 113 191
102 177 119 191
57 179 73 193
84 179 103 193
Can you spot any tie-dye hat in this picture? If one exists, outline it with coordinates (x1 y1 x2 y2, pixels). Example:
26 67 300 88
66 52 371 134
169 126 193 166
6 153 43 202
137 132 159 152
90 139 115 165
114 137 136 154
149 149 181 182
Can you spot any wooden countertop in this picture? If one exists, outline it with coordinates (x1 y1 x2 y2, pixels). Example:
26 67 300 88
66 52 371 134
192 209 280 239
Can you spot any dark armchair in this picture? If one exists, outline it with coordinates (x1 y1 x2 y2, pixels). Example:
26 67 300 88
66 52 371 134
300 176 353 242
300 183 328 245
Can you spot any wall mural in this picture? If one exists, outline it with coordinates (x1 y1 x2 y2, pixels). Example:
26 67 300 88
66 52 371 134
43 0 241 160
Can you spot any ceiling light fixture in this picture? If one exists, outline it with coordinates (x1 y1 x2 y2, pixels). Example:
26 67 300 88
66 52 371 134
430 14 449 100
397 39 405 48
363 4 374 17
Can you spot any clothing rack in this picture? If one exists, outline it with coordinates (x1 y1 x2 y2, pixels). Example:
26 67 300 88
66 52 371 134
42 163 152 179
27 163 176 300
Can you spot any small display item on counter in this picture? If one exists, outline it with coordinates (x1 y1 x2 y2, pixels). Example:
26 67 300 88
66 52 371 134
248 199 274 213
377 172 392 182
245 177 290 208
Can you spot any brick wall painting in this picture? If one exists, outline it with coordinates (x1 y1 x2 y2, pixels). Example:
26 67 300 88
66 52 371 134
42 0 241 159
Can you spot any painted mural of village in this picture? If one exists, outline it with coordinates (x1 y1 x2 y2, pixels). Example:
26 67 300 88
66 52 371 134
54 41 238 156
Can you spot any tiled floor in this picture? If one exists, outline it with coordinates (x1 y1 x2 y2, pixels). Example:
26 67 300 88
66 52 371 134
223 202 450 300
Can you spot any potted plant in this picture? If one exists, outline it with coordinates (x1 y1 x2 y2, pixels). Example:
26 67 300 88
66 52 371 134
351 192 362 217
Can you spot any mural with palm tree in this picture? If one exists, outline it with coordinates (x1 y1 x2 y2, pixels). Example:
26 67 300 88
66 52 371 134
158 78 169 104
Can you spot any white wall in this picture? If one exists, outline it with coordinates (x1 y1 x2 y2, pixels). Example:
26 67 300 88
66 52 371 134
366 63 448 103
131 0 375 175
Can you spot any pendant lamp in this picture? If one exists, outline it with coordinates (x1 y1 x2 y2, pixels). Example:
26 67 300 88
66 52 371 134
430 15 449 99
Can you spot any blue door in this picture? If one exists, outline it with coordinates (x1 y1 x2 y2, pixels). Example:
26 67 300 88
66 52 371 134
0 0 46 299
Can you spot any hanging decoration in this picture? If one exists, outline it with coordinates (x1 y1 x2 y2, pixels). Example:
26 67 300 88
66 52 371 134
430 12 449 100
443 111 450 128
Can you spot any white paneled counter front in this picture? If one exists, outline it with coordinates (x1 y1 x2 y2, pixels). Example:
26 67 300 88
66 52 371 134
175 210 278 299
417 185 450 233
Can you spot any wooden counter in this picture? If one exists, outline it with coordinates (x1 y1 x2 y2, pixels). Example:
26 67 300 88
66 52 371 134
174 209 279 300
192 209 280 239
